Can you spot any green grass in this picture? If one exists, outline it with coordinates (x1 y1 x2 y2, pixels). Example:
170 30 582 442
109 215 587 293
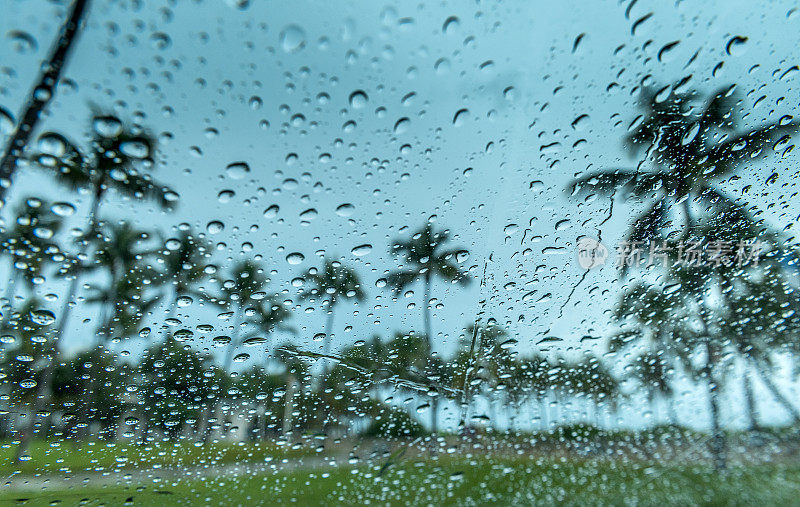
2 457 800 505
0 439 317 476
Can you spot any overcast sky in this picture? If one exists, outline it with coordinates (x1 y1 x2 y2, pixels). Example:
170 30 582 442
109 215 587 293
2 0 800 430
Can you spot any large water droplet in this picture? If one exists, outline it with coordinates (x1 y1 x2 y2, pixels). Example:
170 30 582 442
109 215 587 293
280 25 306 53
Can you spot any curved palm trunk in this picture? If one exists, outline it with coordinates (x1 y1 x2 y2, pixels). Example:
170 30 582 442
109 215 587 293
0 0 90 200
753 359 800 423
15 189 102 460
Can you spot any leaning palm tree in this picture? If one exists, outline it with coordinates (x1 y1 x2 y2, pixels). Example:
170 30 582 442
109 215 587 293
299 258 365 371
0 0 90 200
570 83 798 470
386 223 470 434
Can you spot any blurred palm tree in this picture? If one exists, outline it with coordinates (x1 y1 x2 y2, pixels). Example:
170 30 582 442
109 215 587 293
300 258 365 370
274 343 311 438
155 230 215 334
140 339 220 439
0 0 90 200
30 112 174 354
628 352 678 426
83 222 161 429
719 266 800 428
217 260 291 372
0 197 65 319
387 223 470 433
198 260 289 441
570 83 798 470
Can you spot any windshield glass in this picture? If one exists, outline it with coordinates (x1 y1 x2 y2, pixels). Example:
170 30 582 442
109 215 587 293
1 0 800 504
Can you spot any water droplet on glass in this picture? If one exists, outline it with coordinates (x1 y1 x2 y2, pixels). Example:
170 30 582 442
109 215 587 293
286 252 305 265
351 244 372 256
226 161 250 180
280 24 306 53
349 90 368 109
207 220 225 234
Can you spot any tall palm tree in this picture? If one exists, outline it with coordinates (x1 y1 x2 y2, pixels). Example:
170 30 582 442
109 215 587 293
199 260 289 441
300 258 364 370
0 0 90 200
21 113 174 455
387 223 470 434
29 112 173 358
570 83 798 470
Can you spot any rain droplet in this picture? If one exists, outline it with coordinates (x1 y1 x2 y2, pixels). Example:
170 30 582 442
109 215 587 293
394 117 410 134
264 205 280 218
442 16 460 34
30 309 55 326
280 24 306 53
349 90 368 109
726 36 748 56
226 161 250 180
7 30 37 54
286 252 305 265
336 203 355 217
351 244 372 256
207 220 224 234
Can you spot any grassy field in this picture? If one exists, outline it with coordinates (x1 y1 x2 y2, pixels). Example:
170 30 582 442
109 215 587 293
2 456 800 505
0 439 317 476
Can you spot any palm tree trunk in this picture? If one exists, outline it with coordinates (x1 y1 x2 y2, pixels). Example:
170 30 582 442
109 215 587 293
282 375 296 438
222 306 243 373
666 395 678 426
0 0 90 200
742 366 760 431
1 267 20 320
705 340 727 471
323 297 335 373
753 359 800 423
421 273 438 436
14 189 102 461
